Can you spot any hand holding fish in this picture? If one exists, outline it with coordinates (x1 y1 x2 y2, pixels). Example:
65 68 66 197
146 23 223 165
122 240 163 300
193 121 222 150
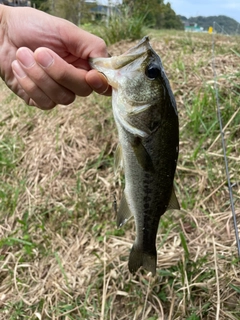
0 5 110 110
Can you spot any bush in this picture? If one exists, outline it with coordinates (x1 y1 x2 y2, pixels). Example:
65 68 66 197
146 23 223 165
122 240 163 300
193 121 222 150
93 6 147 45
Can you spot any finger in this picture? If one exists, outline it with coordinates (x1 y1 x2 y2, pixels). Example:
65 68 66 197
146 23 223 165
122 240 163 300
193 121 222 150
57 24 108 59
34 47 93 97
12 60 56 109
86 70 112 96
14 48 76 108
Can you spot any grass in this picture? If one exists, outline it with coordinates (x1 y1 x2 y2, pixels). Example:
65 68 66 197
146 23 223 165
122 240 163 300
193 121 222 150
0 30 240 319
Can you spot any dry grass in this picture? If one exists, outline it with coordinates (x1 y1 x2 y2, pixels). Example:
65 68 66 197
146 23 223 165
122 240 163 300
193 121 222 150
0 31 240 319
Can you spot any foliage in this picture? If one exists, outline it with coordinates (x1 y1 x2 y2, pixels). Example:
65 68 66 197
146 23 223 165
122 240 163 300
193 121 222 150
123 0 184 30
91 5 147 45
31 0 49 12
46 0 93 25
42 0 183 31
158 2 184 29
88 0 184 45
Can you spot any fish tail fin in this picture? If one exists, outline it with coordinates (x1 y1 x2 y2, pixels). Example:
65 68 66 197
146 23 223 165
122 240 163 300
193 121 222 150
128 245 157 276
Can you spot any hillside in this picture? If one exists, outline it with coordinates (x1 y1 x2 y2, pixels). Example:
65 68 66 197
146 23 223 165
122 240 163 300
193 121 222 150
179 14 240 34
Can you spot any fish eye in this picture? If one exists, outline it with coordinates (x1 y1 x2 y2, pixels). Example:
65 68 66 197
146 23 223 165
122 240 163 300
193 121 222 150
145 64 161 80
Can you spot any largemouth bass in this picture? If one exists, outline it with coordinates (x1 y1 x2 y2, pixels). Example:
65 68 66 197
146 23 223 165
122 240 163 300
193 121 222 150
90 37 180 275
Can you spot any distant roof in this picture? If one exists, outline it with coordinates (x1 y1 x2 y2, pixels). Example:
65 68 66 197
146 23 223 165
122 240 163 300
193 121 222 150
0 0 30 6
86 0 122 5
90 4 108 14
88 3 120 15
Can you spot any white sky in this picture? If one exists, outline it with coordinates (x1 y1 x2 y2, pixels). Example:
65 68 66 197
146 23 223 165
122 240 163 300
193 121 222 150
96 0 122 4
169 0 240 22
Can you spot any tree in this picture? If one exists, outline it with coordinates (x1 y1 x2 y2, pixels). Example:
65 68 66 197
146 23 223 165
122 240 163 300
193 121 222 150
31 0 50 12
46 0 92 25
123 0 183 30
123 0 164 27
160 2 184 29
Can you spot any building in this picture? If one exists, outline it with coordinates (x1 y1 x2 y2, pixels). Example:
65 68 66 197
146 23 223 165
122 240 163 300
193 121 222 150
0 0 31 6
86 1 120 22
184 22 204 32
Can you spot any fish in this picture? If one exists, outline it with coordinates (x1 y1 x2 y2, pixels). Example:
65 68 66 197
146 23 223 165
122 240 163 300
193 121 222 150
89 36 180 276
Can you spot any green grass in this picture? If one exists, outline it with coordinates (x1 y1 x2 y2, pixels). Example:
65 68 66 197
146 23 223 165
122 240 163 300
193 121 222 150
0 30 240 319
0 135 25 217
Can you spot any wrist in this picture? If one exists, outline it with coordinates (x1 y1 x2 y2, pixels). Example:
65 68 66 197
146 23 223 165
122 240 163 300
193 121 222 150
0 4 7 25
0 5 9 46
0 5 10 80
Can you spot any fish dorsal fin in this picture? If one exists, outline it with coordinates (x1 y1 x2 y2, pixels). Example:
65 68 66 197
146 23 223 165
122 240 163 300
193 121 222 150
131 137 154 173
114 143 123 174
117 192 132 228
167 187 180 210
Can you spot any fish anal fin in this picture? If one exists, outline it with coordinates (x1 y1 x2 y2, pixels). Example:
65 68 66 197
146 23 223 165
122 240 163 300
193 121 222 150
128 245 157 276
131 137 154 173
117 192 132 228
167 187 180 210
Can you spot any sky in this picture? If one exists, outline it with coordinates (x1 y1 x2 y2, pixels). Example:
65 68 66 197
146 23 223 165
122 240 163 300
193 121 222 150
168 0 240 23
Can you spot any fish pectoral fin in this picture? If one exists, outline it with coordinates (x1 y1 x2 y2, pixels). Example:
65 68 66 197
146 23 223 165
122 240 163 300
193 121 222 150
128 245 157 276
131 137 154 173
114 143 123 174
167 187 180 210
117 192 132 228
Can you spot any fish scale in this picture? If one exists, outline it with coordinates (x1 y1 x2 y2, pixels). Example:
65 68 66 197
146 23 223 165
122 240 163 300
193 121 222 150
90 37 180 275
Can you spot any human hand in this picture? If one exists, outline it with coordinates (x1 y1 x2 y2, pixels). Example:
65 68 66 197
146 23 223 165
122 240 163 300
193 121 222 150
0 5 111 110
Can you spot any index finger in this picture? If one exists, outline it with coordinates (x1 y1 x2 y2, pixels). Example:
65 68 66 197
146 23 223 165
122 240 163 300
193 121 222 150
86 70 112 96
57 24 109 60
34 47 93 97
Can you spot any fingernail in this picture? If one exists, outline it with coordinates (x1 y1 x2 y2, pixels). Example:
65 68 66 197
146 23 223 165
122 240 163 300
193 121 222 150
17 48 35 68
94 72 108 89
36 51 54 68
98 73 110 94
12 61 27 78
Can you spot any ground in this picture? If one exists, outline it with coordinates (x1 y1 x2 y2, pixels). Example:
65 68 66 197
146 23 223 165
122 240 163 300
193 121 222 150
0 30 240 319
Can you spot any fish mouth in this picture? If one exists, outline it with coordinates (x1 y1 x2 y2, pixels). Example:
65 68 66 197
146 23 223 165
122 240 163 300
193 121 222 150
90 36 151 69
89 37 153 88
